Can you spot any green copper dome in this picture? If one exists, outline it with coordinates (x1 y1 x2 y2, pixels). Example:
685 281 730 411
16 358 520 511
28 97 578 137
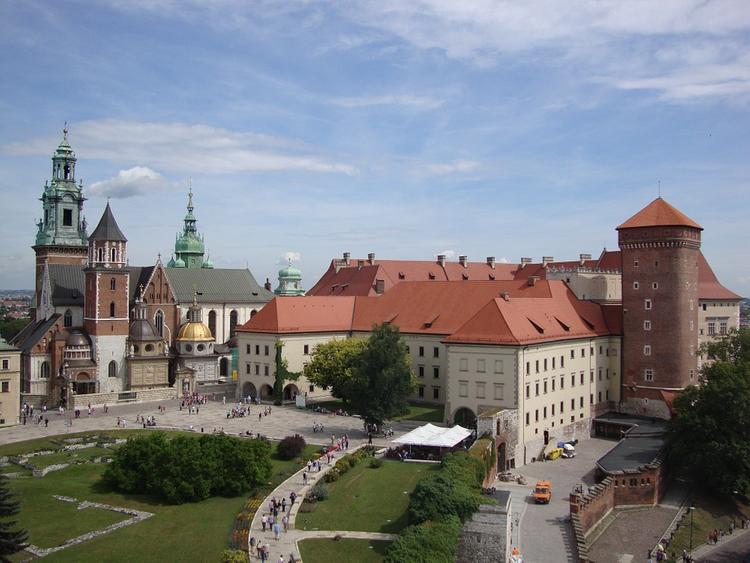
171 188 207 268
278 264 302 280
274 259 305 296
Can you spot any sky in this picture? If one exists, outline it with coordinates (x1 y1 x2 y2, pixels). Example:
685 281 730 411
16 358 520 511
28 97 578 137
0 1 748 295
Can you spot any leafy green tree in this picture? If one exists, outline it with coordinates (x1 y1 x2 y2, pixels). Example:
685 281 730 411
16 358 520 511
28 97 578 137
0 475 28 562
273 342 300 406
384 516 461 563
303 338 367 402
0 318 29 342
347 323 415 428
221 549 249 563
669 328 750 495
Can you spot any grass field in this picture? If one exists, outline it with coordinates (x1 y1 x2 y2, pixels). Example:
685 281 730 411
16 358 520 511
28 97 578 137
666 490 750 562
310 400 444 423
296 460 435 534
298 538 390 563
4 430 319 562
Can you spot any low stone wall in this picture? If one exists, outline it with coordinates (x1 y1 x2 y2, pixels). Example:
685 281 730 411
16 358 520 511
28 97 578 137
457 500 511 563
32 463 69 477
72 387 178 409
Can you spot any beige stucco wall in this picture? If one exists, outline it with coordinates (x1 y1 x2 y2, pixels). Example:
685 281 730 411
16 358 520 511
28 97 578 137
546 271 621 303
236 331 350 401
402 334 447 404
0 349 21 426
697 299 741 371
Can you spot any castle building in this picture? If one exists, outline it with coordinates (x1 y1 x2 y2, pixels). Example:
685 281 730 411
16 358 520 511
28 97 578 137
12 129 273 408
0 338 21 426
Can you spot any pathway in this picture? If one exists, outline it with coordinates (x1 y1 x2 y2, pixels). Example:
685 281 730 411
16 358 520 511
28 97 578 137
246 444 395 562
689 526 750 562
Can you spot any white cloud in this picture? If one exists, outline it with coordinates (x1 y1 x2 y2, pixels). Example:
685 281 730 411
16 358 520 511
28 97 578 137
280 251 301 264
437 250 456 259
4 119 357 175
89 166 173 199
498 257 510 263
330 94 445 110
418 159 479 176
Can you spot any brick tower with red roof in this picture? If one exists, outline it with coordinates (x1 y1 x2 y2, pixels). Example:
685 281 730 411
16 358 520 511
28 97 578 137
617 197 702 418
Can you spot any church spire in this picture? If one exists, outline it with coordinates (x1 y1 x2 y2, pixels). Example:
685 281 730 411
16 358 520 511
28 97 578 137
170 186 206 268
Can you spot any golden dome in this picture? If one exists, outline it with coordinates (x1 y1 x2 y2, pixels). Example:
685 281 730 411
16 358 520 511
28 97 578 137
176 321 213 342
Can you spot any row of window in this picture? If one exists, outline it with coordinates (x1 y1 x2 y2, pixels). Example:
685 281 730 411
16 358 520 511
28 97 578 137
417 366 440 378
525 369 613 398
525 345 614 376
525 391 609 425
410 346 440 358
458 358 503 374
246 363 272 376
246 344 271 356
706 319 729 336
458 381 504 401
643 368 695 382
417 386 440 400
632 281 659 290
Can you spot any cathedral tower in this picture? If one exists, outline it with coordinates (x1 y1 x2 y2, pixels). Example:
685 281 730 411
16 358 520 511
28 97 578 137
617 197 702 418
167 189 212 269
33 126 88 313
83 203 129 392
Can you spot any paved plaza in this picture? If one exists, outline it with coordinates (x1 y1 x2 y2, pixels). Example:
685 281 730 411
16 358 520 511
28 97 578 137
2 397 407 448
494 437 618 563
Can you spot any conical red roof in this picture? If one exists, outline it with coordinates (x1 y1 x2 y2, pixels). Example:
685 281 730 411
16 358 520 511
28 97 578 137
617 197 702 230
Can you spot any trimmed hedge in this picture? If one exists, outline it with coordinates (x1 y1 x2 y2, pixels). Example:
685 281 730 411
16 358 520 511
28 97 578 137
384 515 462 563
468 435 496 480
103 432 272 504
408 452 484 525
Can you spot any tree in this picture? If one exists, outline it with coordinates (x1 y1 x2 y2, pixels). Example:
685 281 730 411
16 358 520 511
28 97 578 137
0 475 28 562
303 338 367 402
347 323 415 427
273 341 300 406
668 328 750 495
0 318 29 342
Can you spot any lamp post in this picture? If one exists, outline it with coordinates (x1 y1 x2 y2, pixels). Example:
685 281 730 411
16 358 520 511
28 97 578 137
688 505 695 552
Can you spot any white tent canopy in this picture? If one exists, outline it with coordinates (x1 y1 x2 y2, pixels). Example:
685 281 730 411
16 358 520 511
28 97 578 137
392 423 472 448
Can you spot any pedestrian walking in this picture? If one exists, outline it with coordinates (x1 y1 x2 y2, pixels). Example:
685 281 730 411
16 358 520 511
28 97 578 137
302 472 307 485
281 497 286 512
273 521 281 540
262 513 268 532
282 514 288 532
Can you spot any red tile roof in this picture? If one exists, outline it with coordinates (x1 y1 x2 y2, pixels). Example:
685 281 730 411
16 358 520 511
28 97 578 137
617 197 702 230
445 282 612 345
240 280 616 346
697 252 742 300
237 296 356 334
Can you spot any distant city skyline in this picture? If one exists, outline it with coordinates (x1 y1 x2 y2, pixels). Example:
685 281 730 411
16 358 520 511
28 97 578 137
1 1 748 295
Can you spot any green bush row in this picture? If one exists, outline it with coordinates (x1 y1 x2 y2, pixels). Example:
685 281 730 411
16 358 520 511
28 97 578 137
384 515 462 563
103 432 272 504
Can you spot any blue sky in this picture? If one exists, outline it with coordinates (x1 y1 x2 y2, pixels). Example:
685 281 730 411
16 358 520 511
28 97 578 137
1 1 748 295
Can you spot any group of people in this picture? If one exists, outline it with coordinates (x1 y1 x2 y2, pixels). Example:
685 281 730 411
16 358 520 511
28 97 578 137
248 538 295 563
227 404 251 418
135 414 158 427
312 421 325 433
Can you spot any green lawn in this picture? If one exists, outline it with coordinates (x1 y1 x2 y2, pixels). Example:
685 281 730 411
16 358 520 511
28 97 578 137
310 400 444 423
5 430 319 562
299 539 390 563
296 460 436 534
666 491 750 562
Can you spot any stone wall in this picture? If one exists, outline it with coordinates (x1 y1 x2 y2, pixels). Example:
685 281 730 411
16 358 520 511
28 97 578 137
71 386 177 409
456 501 511 563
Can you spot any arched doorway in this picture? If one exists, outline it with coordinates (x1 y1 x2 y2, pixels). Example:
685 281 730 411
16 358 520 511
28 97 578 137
283 383 299 401
453 407 476 428
219 357 229 377
73 372 96 395
260 384 274 401
497 442 507 472
242 382 257 399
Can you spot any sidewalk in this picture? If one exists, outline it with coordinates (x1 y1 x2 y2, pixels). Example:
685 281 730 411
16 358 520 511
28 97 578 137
689 526 750 561
247 445 373 562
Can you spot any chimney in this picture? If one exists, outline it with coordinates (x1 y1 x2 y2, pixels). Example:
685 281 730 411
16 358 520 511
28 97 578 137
437 254 446 267
459 255 468 268
343 251 351 266
527 275 539 287
579 253 592 265
542 256 554 266
486 256 495 269
368 252 375 265
500 291 510 301
520 257 532 268
264 278 272 291
375 279 385 295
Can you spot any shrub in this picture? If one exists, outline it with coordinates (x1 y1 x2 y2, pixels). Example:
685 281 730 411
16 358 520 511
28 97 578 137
276 434 306 461
310 482 329 501
346 455 359 468
324 469 340 483
103 432 272 504
384 516 462 563
335 459 350 474
369 458 383 469
221 549 249 563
